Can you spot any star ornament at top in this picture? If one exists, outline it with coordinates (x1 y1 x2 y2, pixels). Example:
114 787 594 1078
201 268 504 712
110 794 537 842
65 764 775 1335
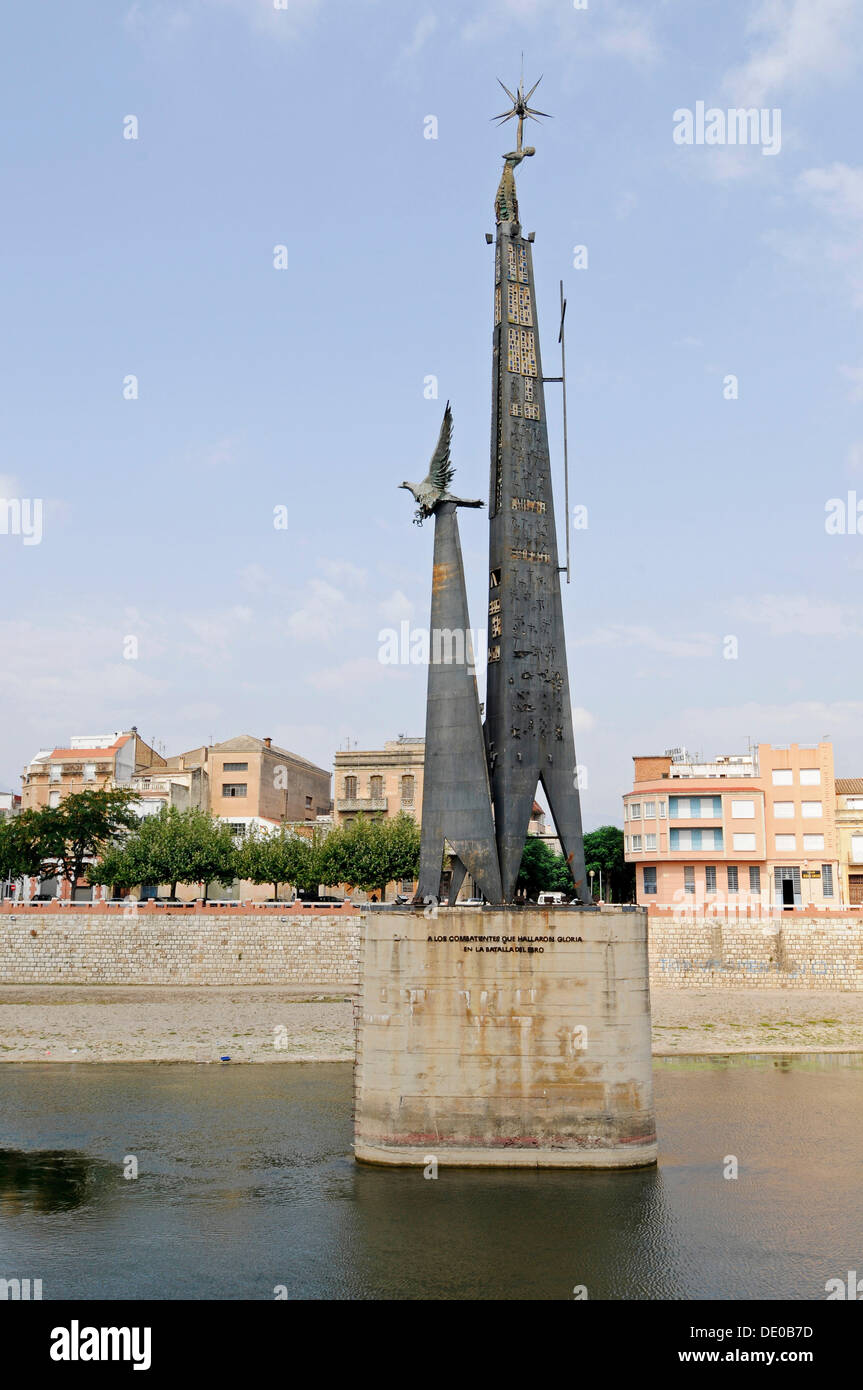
492 74 551 153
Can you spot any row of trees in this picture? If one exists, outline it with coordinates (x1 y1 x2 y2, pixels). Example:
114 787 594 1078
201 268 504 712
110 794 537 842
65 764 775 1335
0 787 632 902
89 805 422 901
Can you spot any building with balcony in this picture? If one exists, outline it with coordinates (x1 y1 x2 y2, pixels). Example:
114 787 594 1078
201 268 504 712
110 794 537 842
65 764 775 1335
835 779 863 906
333 737 424 828
21 728 165 811
623 743 841 911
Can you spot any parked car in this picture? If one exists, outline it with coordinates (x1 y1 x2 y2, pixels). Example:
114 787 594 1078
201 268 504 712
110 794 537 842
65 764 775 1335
537 891 567 905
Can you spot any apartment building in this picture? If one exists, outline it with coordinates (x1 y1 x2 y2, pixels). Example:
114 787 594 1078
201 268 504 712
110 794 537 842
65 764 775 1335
624 743 840 910
333 736 424 827
835 779 863 906
21 728 165 810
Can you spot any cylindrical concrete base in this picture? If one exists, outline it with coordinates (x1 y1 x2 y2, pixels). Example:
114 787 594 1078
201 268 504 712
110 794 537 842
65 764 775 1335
353 906 657 1170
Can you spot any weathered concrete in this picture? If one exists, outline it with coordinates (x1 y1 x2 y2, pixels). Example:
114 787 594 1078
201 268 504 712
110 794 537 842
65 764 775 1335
353 905 656 1168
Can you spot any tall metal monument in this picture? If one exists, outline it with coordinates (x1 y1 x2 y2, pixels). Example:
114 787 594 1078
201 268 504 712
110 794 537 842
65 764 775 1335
400 406 503 906
484 75 590 903
402 77 590 906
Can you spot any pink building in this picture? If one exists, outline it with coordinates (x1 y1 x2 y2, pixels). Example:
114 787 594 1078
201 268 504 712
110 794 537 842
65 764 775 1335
623 743 840 912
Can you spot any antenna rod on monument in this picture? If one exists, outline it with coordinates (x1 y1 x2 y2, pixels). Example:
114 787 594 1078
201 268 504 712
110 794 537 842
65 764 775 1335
559 279 571 585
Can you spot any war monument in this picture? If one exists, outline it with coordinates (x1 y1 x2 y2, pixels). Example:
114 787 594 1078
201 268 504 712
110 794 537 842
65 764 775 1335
353 79 657 1168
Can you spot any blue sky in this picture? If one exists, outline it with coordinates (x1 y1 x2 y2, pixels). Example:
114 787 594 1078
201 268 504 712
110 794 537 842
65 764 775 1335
1 0 862 827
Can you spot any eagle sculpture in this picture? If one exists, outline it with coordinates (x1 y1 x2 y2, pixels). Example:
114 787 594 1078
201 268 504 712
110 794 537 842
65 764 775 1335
399 402 484 525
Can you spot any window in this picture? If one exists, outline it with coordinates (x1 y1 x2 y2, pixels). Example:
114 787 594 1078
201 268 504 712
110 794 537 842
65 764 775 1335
305 796 313 809
344 776 357 799
684 866 695 895
658 801 667 819
846 798 863 811
733 833 757 851
642 866 657 896
644 833 657 851
222 783 247 798
223 762 248 772
775 834 796 851
401 878 414 893
401 775 415 806
803 834 824 851
772 769 793 786
670 828 723 850
50 764 61 782
631 835 642 851
800 768 821 786
48 790 61 808
227 822 246 837
644 801 656 818
822 864 834 897
801 801 823 818
84 763 96 781
731 799 755 819
727 865 739 893
705 865 717 892
630 803 641 820
852 835 863 864
370 776 384 799
669 796 721 819
625 836 630 852
749 866 761 893
773 802 794 818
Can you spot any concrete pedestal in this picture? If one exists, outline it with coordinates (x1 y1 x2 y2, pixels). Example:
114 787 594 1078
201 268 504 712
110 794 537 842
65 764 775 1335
353 905 657 1168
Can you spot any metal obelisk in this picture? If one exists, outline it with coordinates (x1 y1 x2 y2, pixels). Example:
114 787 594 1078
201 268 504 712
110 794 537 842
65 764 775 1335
401 406 503 905
485 76 590 903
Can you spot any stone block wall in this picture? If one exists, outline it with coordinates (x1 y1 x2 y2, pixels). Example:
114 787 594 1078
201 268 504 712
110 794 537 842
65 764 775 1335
648 914 863 989
0 909 361 986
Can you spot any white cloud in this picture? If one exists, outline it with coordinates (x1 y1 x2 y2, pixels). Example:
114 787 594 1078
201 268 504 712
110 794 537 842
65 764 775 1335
461 0 658 66
396 12 438 68
798 163 863 223
724 594 859 638
284 579 348 643
378 589 413 623
308 656 410 693
839 365 863 402
724 0 861 105
573 623 717 660
126 0 321 40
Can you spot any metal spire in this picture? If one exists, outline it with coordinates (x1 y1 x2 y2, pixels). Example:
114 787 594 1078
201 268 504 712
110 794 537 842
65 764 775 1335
491 71 551 153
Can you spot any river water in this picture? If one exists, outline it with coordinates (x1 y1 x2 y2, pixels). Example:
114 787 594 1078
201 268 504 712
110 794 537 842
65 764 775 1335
1 1055 860 1300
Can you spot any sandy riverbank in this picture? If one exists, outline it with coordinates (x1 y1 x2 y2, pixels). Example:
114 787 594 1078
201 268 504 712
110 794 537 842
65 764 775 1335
1 985 862 1061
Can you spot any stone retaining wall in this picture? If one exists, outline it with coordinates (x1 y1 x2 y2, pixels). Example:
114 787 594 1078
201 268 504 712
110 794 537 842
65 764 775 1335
0 910 361 986
649 914 863 990
4 909 863 989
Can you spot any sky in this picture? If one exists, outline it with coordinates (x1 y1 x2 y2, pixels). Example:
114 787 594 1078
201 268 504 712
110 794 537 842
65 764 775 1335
1 0 862 829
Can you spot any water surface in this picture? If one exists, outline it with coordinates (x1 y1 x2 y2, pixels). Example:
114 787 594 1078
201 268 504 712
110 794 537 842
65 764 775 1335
1 1055 860 1299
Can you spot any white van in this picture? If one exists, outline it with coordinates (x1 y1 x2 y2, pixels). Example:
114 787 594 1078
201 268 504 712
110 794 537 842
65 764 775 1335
537 891 566 905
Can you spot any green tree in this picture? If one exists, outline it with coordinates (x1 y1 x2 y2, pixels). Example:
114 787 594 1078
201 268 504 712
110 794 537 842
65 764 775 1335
320 813 420 901
34 789 140 893
516 836 569 899
89 806 237 901
583 825 633 902
0 813 48 887
236 826 322 900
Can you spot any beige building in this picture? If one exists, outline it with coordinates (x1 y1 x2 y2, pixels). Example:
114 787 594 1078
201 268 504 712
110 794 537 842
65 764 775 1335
835 779 863 906
22 728 165 811
333 736 424 827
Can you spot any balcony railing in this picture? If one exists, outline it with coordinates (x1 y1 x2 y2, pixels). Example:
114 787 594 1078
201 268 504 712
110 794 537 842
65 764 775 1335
337 798 388 812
